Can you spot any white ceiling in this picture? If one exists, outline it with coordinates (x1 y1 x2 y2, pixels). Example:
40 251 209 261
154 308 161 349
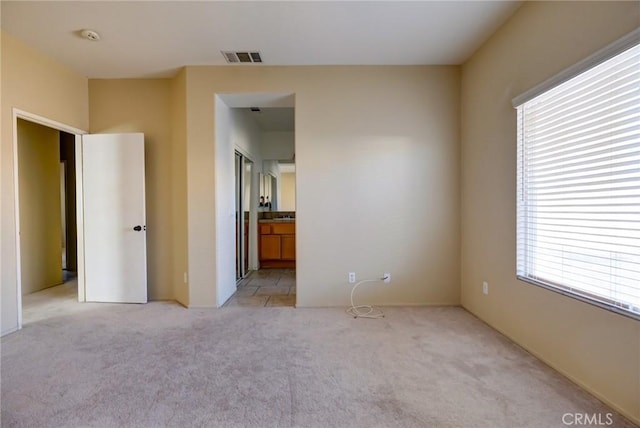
1 1 522 79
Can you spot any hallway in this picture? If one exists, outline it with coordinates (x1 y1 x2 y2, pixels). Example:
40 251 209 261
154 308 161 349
21 273 87 325
225 269 296 307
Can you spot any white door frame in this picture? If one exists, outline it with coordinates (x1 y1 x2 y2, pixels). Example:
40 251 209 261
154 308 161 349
12 108 87 330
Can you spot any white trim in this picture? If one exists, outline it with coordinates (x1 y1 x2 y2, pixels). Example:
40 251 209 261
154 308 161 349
11 109 88 329
75 135 86 303
12 113 24 330
512 27 640 108
13 109 87 135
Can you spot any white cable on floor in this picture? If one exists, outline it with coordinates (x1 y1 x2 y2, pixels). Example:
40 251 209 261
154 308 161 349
346 277 386 319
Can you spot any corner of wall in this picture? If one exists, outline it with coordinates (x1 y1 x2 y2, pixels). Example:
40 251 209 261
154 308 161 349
170 69 189 307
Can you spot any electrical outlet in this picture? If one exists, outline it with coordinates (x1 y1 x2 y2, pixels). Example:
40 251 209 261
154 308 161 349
482 281 489 295
348 272 356 284
383 272 391 283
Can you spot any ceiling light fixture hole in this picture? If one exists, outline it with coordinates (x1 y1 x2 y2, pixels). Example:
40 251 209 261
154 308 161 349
80 29 101 41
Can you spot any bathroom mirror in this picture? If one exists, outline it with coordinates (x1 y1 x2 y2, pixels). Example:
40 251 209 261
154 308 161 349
259 173 276 211
278 162 296 211
260 159 295 211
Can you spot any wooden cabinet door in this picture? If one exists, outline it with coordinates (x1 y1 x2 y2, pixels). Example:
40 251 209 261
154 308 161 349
260 235 281 260
281 235 296 260
259 224 271 235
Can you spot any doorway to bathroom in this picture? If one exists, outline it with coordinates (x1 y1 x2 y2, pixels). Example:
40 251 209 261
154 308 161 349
214 93 296 308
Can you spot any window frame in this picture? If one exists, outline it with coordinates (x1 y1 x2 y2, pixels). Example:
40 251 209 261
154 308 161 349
512 28 640 321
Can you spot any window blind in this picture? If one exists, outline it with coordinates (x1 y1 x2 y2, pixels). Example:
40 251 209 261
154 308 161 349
516 41 640 319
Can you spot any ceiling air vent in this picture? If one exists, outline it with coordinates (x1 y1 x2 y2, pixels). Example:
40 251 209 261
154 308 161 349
222 51 263 64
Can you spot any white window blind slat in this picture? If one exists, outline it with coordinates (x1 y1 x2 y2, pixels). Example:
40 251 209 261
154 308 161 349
528 118 640 155
529 132 639 162
533 159 640 182
532 178 640 194
524 249 640 274
532 141 640 171
536 186 640 199
530 255 640 278
516 40 640 319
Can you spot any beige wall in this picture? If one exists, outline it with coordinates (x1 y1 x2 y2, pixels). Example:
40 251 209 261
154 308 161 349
1 31 89 335
170 69 189 306
185 66 461 308
460 1 640 424
88 79 174 300
17 119 62 294
280 172 296 211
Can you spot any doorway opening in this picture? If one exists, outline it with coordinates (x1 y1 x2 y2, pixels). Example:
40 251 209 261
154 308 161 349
15 117 81 325
214 94 296 308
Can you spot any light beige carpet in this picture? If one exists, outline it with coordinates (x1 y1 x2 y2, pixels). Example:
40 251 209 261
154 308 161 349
1 303 635 427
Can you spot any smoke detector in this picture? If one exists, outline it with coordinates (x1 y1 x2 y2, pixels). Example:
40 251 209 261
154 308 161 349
80 29 101 41
222 51 262 64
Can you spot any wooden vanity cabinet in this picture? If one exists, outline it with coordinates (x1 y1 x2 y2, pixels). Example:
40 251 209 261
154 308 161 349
259 222 295 268
281 235 296 260
260 235 281 260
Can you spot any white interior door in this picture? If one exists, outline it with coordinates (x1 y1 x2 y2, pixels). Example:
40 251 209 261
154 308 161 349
82 133 147 303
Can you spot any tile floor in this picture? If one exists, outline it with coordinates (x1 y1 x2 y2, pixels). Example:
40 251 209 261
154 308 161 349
224 269 296 307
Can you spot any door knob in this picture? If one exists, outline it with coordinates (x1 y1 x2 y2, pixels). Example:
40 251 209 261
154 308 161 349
133 225 144 231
